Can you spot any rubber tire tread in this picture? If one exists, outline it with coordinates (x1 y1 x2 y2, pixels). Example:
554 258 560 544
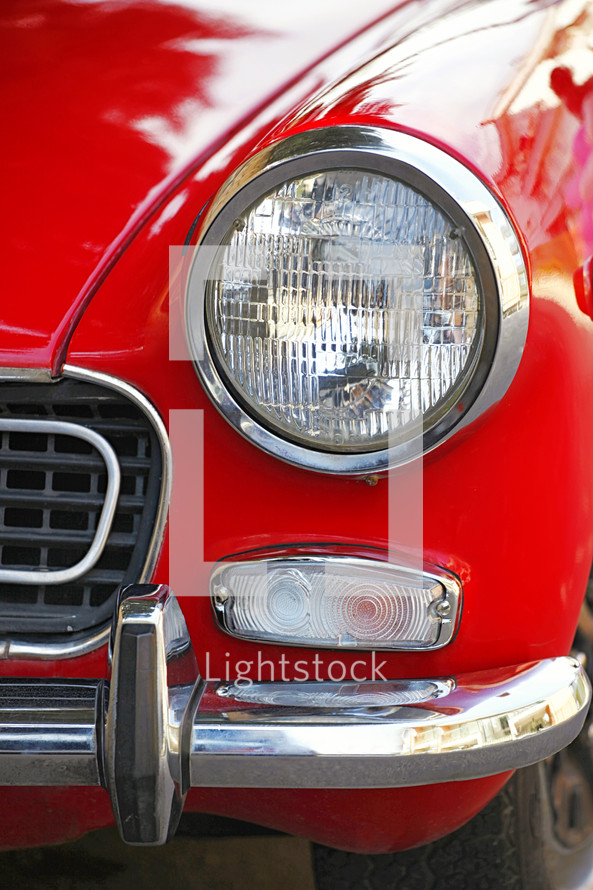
311 767 549 890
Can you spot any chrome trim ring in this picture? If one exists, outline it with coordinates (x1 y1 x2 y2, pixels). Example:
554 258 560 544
187 126 529 474
0 418 120 585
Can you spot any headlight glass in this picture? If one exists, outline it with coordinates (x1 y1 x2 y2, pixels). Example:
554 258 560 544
204 169 483 453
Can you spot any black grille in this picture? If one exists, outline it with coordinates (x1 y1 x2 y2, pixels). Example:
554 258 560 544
0 378 163 634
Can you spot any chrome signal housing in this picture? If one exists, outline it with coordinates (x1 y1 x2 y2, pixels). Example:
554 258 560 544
210 551 462 651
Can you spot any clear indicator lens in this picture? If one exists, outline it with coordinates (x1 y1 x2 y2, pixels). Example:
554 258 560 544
211 557 459 650
216 678 453 708
206 169 483 452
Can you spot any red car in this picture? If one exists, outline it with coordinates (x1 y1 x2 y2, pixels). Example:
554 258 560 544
2 0 593 886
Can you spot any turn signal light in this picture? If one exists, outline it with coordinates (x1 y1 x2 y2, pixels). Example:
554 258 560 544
211 554 461 650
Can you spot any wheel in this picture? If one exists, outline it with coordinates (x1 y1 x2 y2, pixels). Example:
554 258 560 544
313 749 593 890
312 589 593 890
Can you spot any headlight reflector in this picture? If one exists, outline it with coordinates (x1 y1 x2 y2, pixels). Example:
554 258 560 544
206 169 483 452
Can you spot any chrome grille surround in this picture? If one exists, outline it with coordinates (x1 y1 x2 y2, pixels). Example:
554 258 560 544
0 367 170 649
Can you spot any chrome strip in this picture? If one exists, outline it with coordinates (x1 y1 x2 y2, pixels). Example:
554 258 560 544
0 365 171 659
0 418 120 585
0 587 587 838
0 368 54 382
63 365 171 585
0 679 101 786
191 657 589 788
187 126 529 474
0 624 111 661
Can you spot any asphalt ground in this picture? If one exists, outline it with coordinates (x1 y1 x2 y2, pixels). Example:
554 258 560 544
0 819 316 890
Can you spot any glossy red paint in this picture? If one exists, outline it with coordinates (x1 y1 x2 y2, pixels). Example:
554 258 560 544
190 772 513 854
0 788 113 852
1 0 593 856
0 776 512 855
0 0 399 370
67 0 593 678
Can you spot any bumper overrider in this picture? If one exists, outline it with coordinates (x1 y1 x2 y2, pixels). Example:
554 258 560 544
0 586 589 845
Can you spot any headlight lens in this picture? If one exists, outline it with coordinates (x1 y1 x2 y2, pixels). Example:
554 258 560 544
186 128 528 473
206 169 482 452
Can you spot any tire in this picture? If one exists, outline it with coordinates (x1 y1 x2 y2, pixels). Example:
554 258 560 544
312 582 593 890
313 587 593 890
312 753 593 889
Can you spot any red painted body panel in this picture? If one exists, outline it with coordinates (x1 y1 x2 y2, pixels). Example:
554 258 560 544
0 0 399 370
189 773 513 854
2 0 593 855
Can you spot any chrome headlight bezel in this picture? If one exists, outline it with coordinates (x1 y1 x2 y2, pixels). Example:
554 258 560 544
186 126 529 474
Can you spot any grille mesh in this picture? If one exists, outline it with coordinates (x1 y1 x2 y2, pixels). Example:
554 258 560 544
0 378 163 634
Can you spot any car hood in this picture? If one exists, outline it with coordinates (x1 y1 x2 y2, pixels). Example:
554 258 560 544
0 0 400 370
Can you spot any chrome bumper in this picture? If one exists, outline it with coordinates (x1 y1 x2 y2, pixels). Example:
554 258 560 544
0 586 589 845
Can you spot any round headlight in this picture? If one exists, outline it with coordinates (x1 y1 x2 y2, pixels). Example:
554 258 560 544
186 128 528 473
